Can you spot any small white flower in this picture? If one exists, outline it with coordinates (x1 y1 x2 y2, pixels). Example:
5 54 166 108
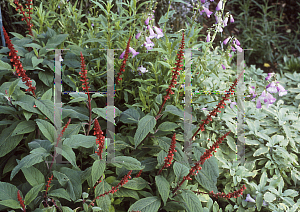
137 65 148 74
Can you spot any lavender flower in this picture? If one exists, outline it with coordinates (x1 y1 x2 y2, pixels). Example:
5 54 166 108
265 72 275 81
145 17 150 25
223 16 228 26
203 7 213 17
147 25 157 39
216 0 223 10
222 64 226 70
206 32 210 42
266 81 277 93
236 45 243 52
223 37 230 45
245 194 268 207
235 39 240 46
135 32 142 39
230 14 234 23
144 36 155 50
137 65 148 74
129 47 139 58
153 26 164 39
276 83 288 96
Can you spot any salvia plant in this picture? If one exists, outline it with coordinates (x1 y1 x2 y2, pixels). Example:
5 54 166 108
0 0 299 212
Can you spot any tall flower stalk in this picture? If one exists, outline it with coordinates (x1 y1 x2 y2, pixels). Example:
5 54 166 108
13 0 33 37
94 118 105 160
79 52 92 136
155 32 185 121
116 36 132 85
3 26 36 97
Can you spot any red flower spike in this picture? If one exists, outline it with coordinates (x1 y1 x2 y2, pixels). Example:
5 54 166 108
3 26 36 97
56 118 71 144
157 133 177 175
90 170 132 207
13 0 33 36
94 119 105 159
155 32 185 120
172 131 231 195
116 36 131 85
45 174 54 196
17 190 26 212
135 169 143 178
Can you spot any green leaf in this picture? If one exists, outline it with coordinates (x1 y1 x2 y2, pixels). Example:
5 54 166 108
119 108 141 124
92 160 106 187
24 183 44 205
41 88 53 100
38 70 53 87
157 122 179 131
48 188 71 201
58 167 82 201
63 134 97 149
95 180 111 212
13 95 43 115
122 178 148 190
226 136 236 152
35 119 56 143
260 171 268 188
10 147 50 180
173 161 189 182
11 120 36 136
32 56 43 68
0 60 12 70
53 171 69 187
162 201 186 211
21 166 45 187
35 99 55 124
155 94 162 105
164 105 197 122
0 121 23 157
264 192 276 203
134 115 156 148
46 34 69 47
111 156 144 170
157 61 171 69
155 175 170 206
114 187 140 200
9 78 21 96
181 190 203 212
92 106 121 124
0 182 19 200
0 199 21 209
56 145 78 168
127 196 161 212
253 147 269 157
256 192 263 211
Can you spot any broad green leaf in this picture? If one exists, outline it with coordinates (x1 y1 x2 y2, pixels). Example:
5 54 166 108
162 201 186 211
48 188 71 201
46 34 68 47
164 105 197 122
260 171 268 188
253 147 269 157
56 145 78 168
35 99 55 124
38 70 53 87
111 156 144 170
181 190 203 212
0 199 21 209
157 122 179 131
13 95 43 115
9 78 21 96
35 119 56 143
134 115 156 148
92 106 121 124
173 161 189 182
92 160 106 187
41 88 53 100
127 196 161 212
63 134 96 149
122 178 148 190
10 147 50 180
264 192 276 203
53 171 69 187
226 136 236 152
119 108 141 124
0 60 12 70
95 180 111 212
0 182 18 200
256 192 263 211
21 166 44 187
11 120 36 136
155 175 170 206
24 183 44 205
155 94 162 105
59 167 82 201
0 121 23 157
32 56 43 68
114 187 140 200
157 61 171 69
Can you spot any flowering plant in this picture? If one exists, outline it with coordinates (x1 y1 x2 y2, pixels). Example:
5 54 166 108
0 0 299 212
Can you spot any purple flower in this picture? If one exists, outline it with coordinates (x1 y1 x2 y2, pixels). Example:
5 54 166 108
245 194 256 203
223 37 230 45
203 7 213 17
58 5 60 8
249 86 257 99
265 92 276 107
144 36 155 50
137 65 148 74
147 25 157 39
153 26 164 39
231 46 236 52
206 32 210 42
145 17 150 25
235 39 240 46
221 64 226 70
223 16 228 26
230 15 234 23
136 32 142 39
129 47 139 58
236 45 243 52
216 0 223 10
265 72 275 81
276 83 287 96
201 0 205 3
266 81 278 93
91 23 94 27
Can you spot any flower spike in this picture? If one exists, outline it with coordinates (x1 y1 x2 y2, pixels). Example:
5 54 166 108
17 190 26 212
116 36 132 85
94 119 105 159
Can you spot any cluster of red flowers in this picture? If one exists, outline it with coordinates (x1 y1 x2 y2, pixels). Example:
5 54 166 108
89 170 132 207
135 169 143 178
79 52 91 92
155 32 185 120
94 119 105 159
157 133 177 175
116 36 132 85
13 0 33 36
17 190 26 212
194 184 246 199
45 174 54 195
3 26 36 97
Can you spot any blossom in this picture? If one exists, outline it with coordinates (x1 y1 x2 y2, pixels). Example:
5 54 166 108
79 52 90 91
221 64 226 70
235 39 240 46
266 81 278 93
226 99 237 109
230 14 234 23
249 86 257 100
153 26 164 39
206 32 210 42
236 45 243 52
245 194 268 207
265 72 275 81
135 31 142 39
143 36 155 50
229 53 232 58
216 0 223 10
276 83 288 96
158 133 177 175
203 7 213 17
145 17 150 25
231 46 236 52
94 119 105 159
137 65 148 74
223 16 228 26
14 0 33 36
45 174 54 196
223 37 230 45
3 26 36 97
129 47 139 58
147 25 157 39
135 170 143 178
17 190 26 212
